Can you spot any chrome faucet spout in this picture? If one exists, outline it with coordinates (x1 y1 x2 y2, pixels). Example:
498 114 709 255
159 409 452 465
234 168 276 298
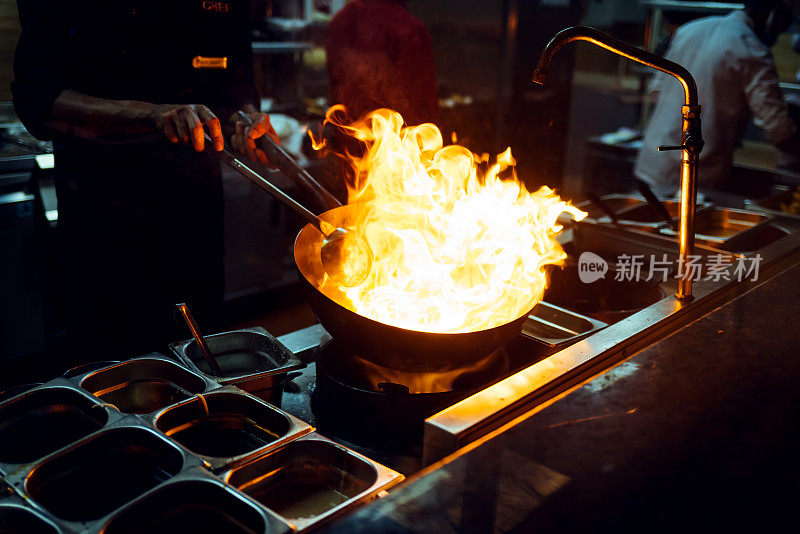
532 26 697 106
534 26 703 300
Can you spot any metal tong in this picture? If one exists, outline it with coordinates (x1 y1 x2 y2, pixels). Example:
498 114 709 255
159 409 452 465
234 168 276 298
206 118 374 287
235 111 341 210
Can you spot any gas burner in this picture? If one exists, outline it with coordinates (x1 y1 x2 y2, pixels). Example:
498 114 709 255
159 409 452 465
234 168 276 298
311 340 509 447
319 341 509 395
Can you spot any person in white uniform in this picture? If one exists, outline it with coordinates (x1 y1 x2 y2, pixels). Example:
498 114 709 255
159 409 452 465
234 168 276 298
635 0 800 196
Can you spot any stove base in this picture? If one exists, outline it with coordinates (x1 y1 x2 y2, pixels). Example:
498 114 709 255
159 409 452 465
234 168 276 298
311 341 509 447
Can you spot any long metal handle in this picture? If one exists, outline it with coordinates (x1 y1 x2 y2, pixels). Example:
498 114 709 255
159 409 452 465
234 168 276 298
175 303 222 377
211 138 333 236
236 111 342 210
260 136 342 210
585 192 620 226
637 181 679 232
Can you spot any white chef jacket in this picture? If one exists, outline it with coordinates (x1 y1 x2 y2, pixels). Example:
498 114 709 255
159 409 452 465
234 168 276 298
634 10 796 195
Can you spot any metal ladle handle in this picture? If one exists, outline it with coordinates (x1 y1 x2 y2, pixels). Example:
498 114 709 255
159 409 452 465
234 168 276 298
209 137 335 237
637 180 679 232
235 111 342 211
585 192 620 227
234 110 342 213
175 303 223 377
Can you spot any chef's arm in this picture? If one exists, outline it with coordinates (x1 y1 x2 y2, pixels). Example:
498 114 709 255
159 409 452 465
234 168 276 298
222 31 280 163
12 0 223 152
230 103 280 164
743 53 800 157
47 89 224 152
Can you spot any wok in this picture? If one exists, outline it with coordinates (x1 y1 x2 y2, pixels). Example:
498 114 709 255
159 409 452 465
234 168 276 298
294 203 528 373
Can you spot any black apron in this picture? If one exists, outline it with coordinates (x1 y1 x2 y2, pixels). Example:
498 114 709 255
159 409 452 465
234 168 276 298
49 0 256 360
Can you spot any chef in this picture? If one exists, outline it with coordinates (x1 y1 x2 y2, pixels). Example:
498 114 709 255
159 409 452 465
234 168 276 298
325 0 439 126
635 0 800 196
322 0 439 198
12 0 278 362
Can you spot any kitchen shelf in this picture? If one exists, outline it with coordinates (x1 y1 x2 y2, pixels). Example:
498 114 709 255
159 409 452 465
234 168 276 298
252 41 312 54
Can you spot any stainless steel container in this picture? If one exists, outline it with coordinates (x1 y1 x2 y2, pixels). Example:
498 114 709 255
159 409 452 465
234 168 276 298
2 350 399 533
522 302 607 347
100 471 292 534
575 195 646 222
0 498 62 534
153 389 312 472
23 425 188 524
0 382 121 477
744 184 800 221
574 195 711 231
78 357 214 415
0 371 310 533
170 327 305 406
543 262 668 325
659 207 774 250
0 382 295 533
224 433 403 531
613 199 702 230
616 199 683 223
0 383 42 405
1 416 209 532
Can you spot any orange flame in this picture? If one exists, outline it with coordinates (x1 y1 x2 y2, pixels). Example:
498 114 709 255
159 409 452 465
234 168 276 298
313 106 586 334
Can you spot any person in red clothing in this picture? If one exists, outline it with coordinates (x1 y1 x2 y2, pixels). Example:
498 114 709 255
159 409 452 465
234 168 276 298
325 0 439 126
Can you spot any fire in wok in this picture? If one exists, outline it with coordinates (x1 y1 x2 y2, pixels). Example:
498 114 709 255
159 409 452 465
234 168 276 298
305 107 584 331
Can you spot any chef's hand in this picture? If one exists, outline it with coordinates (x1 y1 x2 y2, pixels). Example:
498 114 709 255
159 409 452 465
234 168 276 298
230 111 280 164
152 104 224 152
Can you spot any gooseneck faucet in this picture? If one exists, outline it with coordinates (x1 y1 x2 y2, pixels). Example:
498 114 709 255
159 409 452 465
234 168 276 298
533 26 703 300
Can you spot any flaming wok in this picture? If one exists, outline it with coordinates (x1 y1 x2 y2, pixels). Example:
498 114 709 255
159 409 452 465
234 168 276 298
294 203 529 373
286 107 584 373
218 107 583 374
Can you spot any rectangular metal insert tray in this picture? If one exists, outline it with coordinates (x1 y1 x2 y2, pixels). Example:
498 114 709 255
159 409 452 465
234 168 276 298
152 388 313 472
169 327 305 406
575 195 646 221
744 184 800 221
224 432 403 531
78 356 216 415
659 207 773 249
0 352 405 533
23 425 188 524
573 195 712 231
100 470 293 534
1 381 299 533
614 199 688 228
0 381 123 477
0 496 62 534
522 302 607 347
